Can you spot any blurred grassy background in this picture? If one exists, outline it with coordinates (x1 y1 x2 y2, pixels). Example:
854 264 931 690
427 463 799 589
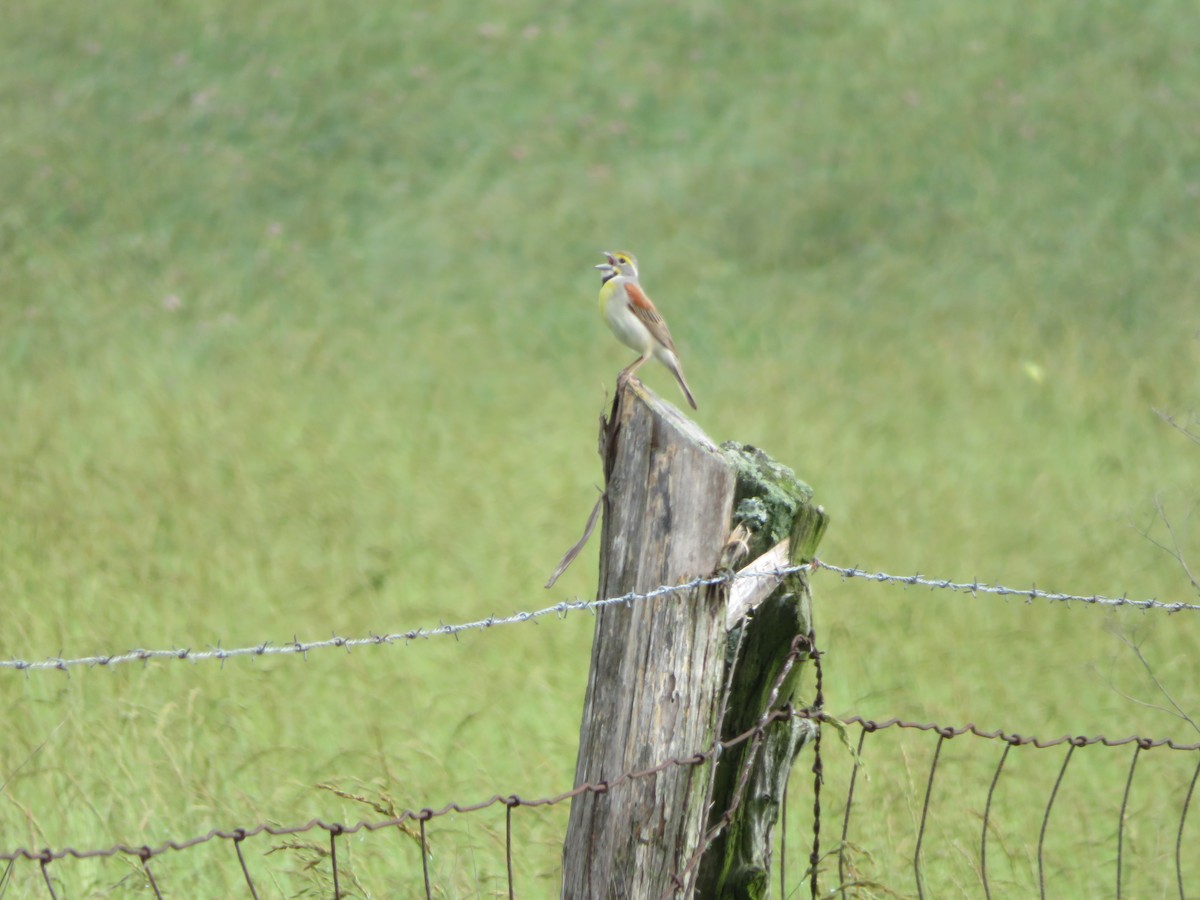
2 0 1198 895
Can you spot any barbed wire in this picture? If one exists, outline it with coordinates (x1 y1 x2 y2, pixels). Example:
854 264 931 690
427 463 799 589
0 566 808 674
813 560 1200 612
3 559 1197 676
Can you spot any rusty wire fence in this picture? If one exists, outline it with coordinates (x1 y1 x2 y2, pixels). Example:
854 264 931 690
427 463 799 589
3 713 1196 898
2 562 1199 898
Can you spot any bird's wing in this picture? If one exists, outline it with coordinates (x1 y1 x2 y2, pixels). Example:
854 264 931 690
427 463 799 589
623 282 677 353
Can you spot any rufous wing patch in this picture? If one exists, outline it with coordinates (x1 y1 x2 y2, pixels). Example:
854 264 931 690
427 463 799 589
624 282 677 352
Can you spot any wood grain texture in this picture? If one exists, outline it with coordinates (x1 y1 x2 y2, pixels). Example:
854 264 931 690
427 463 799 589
562 381 736 900
561 384 828 899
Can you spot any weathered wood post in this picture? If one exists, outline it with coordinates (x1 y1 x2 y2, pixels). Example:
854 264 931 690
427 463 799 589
561 382 827 899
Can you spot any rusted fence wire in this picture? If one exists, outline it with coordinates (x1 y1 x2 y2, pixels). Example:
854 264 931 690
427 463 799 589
3 560 1196 675
834 717 1200 900
5 710 1197 899
1 711 804 898
3 562 1198 896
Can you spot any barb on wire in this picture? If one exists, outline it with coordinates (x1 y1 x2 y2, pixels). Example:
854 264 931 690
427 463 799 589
4 557 1196 676
813 561 1200 612
0 566 810 674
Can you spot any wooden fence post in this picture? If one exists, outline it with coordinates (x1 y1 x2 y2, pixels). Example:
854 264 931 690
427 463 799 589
561 382 827 899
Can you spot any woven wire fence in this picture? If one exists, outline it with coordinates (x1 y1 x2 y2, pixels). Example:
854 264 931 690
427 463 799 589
825 717 1200 900
3 712 1197 899
3 562 1199 897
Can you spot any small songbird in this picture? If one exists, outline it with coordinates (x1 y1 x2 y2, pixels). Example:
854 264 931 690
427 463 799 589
595 251 698 410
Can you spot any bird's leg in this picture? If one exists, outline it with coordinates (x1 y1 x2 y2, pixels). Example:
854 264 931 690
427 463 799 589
617 355 649 388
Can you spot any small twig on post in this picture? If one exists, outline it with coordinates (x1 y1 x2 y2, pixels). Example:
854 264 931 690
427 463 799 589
544 488 605 589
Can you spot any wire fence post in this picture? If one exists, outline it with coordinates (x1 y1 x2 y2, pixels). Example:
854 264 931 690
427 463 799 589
561 383 737 899
560 382 827 899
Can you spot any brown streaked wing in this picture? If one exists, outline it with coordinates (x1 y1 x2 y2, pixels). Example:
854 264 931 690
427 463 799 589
623 282 677 352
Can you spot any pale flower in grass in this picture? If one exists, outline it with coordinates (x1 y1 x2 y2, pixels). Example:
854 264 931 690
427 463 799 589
162 294 182 312
191 87 217 109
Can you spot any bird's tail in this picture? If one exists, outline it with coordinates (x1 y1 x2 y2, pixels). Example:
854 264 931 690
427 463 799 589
667 355 698 410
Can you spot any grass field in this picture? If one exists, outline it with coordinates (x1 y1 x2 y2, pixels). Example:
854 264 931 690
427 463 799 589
3 0 1199 896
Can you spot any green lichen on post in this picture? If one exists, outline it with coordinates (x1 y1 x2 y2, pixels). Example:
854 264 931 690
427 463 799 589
701 582 818 900
697 444 828 900
721 865 768 900
721 442 815 559
788 497 829 566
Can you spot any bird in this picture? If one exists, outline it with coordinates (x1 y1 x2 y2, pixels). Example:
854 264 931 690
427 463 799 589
595 251 698 410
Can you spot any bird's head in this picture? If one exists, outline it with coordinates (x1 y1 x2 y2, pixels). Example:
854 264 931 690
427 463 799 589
595 250 639 283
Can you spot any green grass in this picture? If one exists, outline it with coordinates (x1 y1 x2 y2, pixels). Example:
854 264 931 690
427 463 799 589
2 0 1199 895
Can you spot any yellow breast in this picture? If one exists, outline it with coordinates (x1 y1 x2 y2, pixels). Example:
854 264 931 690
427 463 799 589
598 278 619 317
